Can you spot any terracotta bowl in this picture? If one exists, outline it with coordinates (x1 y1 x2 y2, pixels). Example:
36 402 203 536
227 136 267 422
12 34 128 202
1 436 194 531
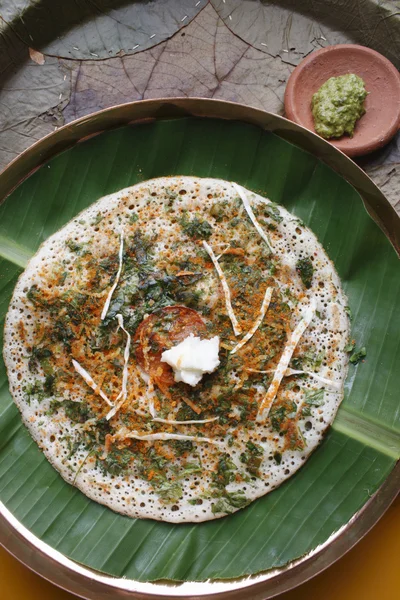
284 44 400 157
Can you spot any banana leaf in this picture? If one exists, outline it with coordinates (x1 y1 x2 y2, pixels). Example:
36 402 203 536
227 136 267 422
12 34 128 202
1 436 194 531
0 117 399 582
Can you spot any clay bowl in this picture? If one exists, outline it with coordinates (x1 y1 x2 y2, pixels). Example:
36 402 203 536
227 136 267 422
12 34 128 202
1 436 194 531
284 44 400 157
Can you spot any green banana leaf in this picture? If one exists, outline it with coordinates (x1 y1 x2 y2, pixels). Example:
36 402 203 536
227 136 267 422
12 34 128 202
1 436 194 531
0 117 399 582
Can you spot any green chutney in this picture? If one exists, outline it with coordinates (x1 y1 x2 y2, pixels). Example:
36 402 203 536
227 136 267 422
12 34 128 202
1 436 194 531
311 73 367 139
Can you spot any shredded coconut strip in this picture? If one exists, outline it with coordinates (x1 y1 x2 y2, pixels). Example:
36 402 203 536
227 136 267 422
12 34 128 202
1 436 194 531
257 300 317 422
231 182 273 252
246 367 340 390
105 314 131 421
285 368 341 390
230 286 273 355
152 417 219 425
120 430 224 446
216 242 232 260
72 359 113 407
202 240 242 336
100 231 124 320
148 392 156 417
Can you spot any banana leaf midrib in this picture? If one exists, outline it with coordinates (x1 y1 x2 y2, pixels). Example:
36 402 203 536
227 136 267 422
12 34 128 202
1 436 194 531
0 235 34 269
332 407 400 459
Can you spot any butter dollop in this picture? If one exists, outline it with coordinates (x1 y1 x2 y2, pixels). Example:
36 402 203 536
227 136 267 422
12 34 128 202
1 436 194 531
161 334 220 386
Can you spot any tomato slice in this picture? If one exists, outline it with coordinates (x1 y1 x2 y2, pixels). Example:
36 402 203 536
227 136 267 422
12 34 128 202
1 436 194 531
134 305 207 389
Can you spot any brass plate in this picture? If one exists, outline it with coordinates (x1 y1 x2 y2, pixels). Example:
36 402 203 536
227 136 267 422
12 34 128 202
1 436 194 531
0 98 398 599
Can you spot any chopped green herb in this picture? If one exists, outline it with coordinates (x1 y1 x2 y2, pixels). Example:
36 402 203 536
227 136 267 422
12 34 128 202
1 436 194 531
171 440 195 458
229 217 241 228
209 201 227 221
301 388 325 417
240 441 264 476
225 490 249 508
46 399 62 415
28 346 53 374
129 212 139 223
131 230 154 269
296 257 314 289
26 285 48 309
211 490 249 514
287 424 306 451
304 388 325 406
63 400 94 423
66 239 83 253
344 340 356 353
136 447 171 498
43 374 56 395
52 319 75 350
92 212 104 225
211 498 235 514
61 435 82 460
270 400 297 432
175 404 200 422
174 289 203 309
264 202 283 223
101 290 125 325
23 380 46 404
212 453 237 489
345 305 353 320
99 447 133 476
181 462 202 476
65 401 91 423
291 350 324 371
188 498 203 506
23 372 55 402
157 481 182 503
180 214 212 240
349 347 366 365
94 418 112 444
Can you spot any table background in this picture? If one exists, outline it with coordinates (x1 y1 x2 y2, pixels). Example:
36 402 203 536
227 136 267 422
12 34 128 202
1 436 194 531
0 1 399 598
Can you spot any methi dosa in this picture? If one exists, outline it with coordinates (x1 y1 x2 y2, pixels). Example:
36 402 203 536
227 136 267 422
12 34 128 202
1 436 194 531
4 177 350 522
